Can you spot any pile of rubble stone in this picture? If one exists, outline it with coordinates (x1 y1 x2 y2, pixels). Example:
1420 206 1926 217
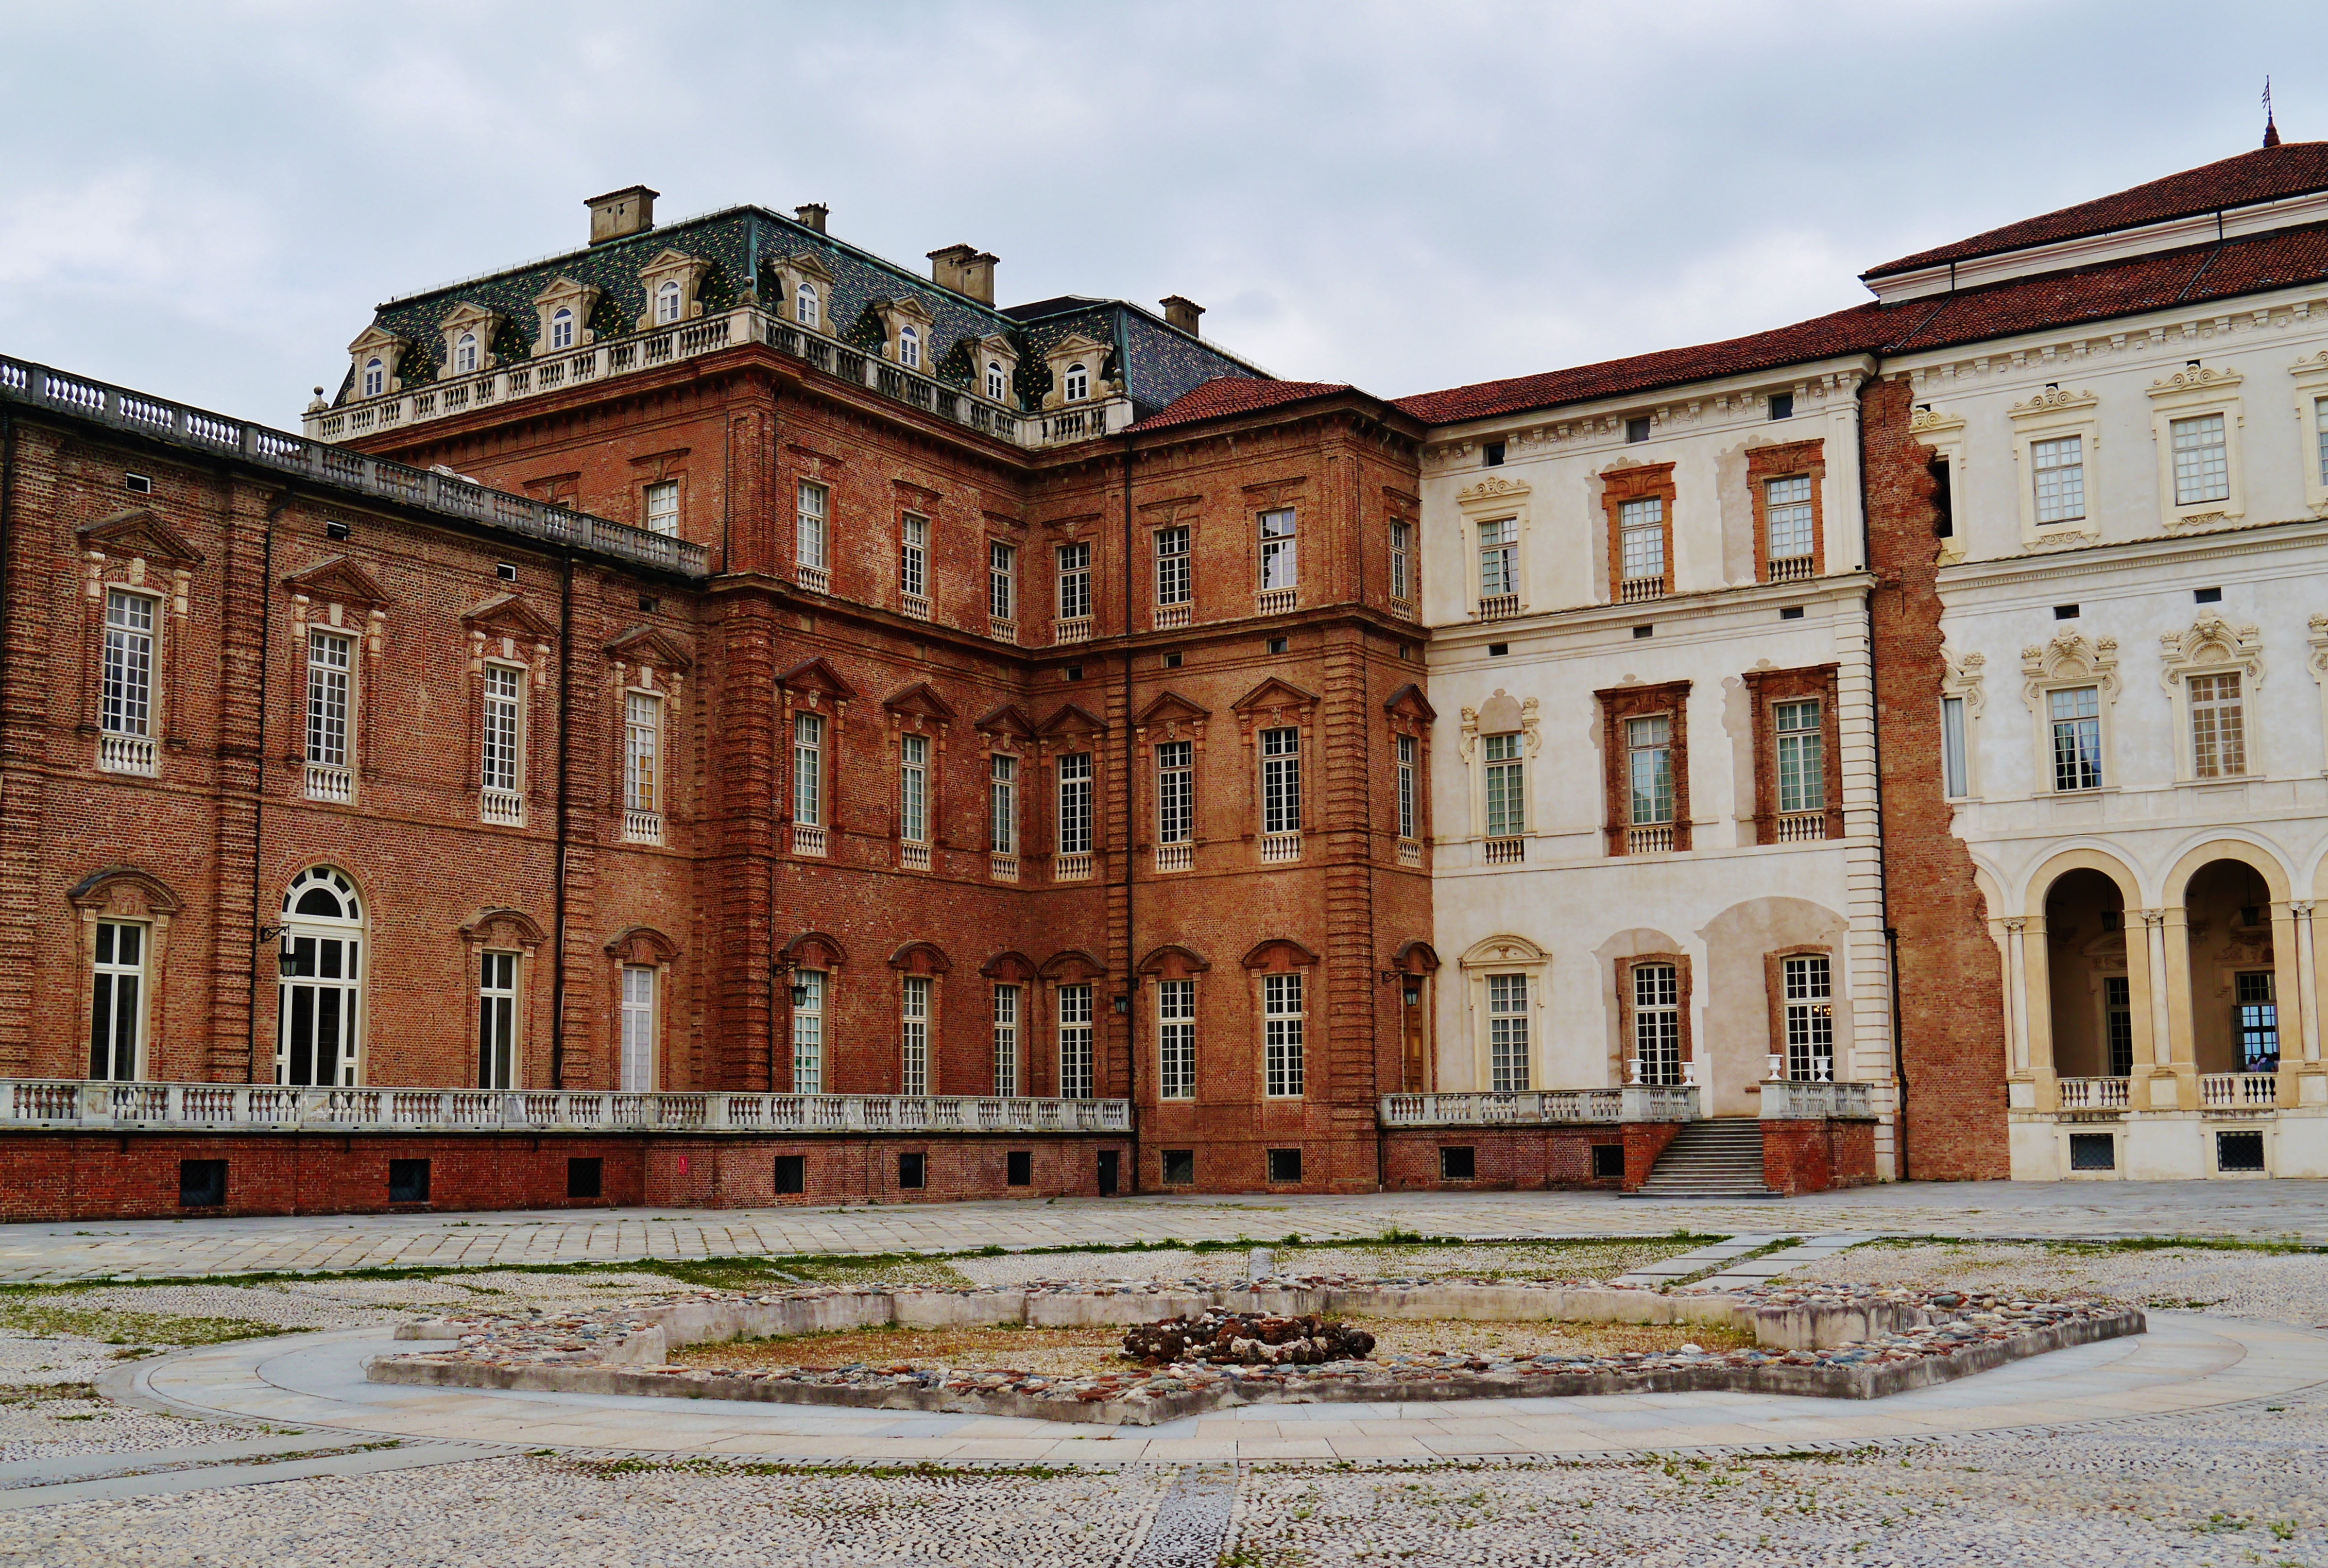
1122 1309 1376 1367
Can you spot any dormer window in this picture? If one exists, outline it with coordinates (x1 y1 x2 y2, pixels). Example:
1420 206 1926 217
549 307 575 351
655 281 682 325
362 358 384 399
986 361 1007 402
796 282 820 329
899 325 921 370
1065 364 1089 402
454 334 480 375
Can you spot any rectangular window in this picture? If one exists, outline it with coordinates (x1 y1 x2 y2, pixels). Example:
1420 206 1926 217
989 753 1017 854
1390 519 1412 601
1765 475 1815 562
1478 516 1517 599
624 691 661 813
1263 972 1305 1096
1057 542 1092 621
1157 977 1196 1100
899 733 929 845
477 951 517 1090
1483 732 1525 837
2048 685 2103 791
2317 397 2328 487
1782 954 1833 1081
644 480 679 538
1618 497 1665 583
101 589 154 737
988 541 1016 621
1154 525 1190 606
1486 972 1529 1093
772 1153 805 1194
2103 974 2133 1078
2032 435 2085 524
1774 699 1824 814
1258 508 1297 591
1396 734 1417 841
1627 714 1674 824
1057 753 1093 855
900 975 931 1096
796 481 829 568
481 665 523 794
792 713 823 825
900 512 929 599
791 969 824 1094
2170 413 2230 506
1058 983 1094 1099
2189 672 2245 779
991 984 1020 1097
89 919 144 1082
898 1152 926 1190
1632 963 1681 1085
1156 740 1193 845
620 964 655 1091
2236 971 2280 1072
305 630 352 768
1941 696 1969 798
1261 728 1301 835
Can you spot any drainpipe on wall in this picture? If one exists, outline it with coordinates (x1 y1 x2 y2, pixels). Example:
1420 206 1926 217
1119 432 1139 1191
551 549 575 1089
1855 363 1908 1181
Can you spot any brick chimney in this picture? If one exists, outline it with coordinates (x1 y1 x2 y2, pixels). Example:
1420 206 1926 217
928 245 998 305
1161 295 1204 335
585 185 658 246
795 203 829 234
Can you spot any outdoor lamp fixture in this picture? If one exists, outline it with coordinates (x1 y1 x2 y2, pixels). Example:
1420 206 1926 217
1112 994 1130 1015
773 960 808 1007
258 925 293 962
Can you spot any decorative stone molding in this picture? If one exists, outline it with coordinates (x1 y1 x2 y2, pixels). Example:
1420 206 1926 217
970 333 1019 404
346 323 410 398
872 294 937 368
437 302 505 377
635 249 710 329
2159 612 2264 690
2146 362 2247 531
531 276 601 356
1041 333 1114 409
2020 629 2119 711
2290 350 2328 518
1941 648 1987 718
768 250 835 332
2007 386 2101 551
2011 385 2100 417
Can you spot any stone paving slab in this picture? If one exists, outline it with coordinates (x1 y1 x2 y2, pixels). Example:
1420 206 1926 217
0 1441 486 1511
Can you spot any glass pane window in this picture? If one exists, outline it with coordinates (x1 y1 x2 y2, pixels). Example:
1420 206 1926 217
1258 508 1297 591
2103 974 2133 1077
1064 363 1089 402
1396 734 1417 841
305 630 352 768
2032 435 2085 524
1261 728 1301 834
2188 671 2245 779
276 869 362 1089
792 713 823 825
986 360 1007 403
620 965 655 1092
989 753 1017 853
2316 397 2328 487
1774 699 1823 814
89 920 144 1081
1618 497 1665 582
1782 954 1833 1081
2236 971 2279 1071
791 970 824 1094
1058 983 1094 1098
477 951 517 1090
455 333 479 373
2170 413 2230 506
1483 732 1524 837
1626 714 1674 824
101 590 154 737
1156 740 1193 845
643 480 679 538
1941 696 1969 798
549 307 574 351
1057 543 1092 621
481 665 523 793
796 482 829 570
1765 475 1815 560
1157 978 1195 1100
898 325 920 370
1390 519 1412 601
900 975 930 1095
900 512 928 598
1478 517 1517 598
624 691 660 813
795 283 819 329
1155 526 1191 606
991 984 1019 1096
2048 685 2102 791
1632 963 1681 1085
1486 972 1529 1092
1057 753 1093 854
656 281 682 324
362 358 384 398
1263 972 1305 1097
988 541 1015 620
899 733 929 844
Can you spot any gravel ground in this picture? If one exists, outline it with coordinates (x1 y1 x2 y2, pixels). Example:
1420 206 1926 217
942 1236 1698 1288
1790 1240 2328 1325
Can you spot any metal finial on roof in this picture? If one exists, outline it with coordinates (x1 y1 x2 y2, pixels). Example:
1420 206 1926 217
2264 77 2281 147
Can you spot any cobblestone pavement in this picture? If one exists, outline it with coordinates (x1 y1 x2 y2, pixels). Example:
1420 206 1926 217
6 1180 2328 1282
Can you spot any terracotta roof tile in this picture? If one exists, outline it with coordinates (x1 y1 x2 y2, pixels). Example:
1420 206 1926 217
1124 377 1356 433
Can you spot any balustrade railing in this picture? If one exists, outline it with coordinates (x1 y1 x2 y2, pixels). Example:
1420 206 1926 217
900 841 931 871
1054 852 1095 881
306 763 355 804
624 809 663 846
1255 587 1297 615
1759 1079 1875 1119
1397 838 1423 868
1379 1090 1628 1127
1627 823 1675 854
988 852 1019 882
1767 554 1817 583
2056 1075 2130 1111
1153 843 1193 873
1153 603 1191 630
2201 1072 2279 1109
1476 593 1520 621
1054 617 1093 644
988 617 1017 643
1619 577 1667 604
790 823 827 858
795 564 831 594
1260 831 1303 864
480 788 525 827
1482 836 1525 865
1774 811 1826 842
97 733 157 777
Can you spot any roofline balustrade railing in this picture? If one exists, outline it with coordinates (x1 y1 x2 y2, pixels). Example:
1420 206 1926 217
1377 1085 1701 1127
0 354 706 579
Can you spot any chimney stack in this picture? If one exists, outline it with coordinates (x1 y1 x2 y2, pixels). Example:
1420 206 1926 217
585 185 659 246
928 244 999 305
795 203 829 234
1161 296 1205 336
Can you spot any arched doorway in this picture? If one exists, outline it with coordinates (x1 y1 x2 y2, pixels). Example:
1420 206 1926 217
2043 869 2130 1079
2182 859 2280 1075
277 866 364 1087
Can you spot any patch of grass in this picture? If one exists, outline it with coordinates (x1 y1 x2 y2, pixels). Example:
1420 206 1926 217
0 1297 285 1347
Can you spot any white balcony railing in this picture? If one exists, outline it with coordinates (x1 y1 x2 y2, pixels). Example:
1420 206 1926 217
1627 823 1675 854
1759 1079 1875 1119
1 1079 1131 1137
2056 1075 2130 1111
790 822 827 858
624 809 663 846
1397 838 1423 868
795 563 830 594
1619 577 1667 604
97 732 157 777
1380 1089 1628 1127
988 617 1017 643
1628 1057 1700 1088
900 841 931 871
1768 554 1816 583
1260 831 1303 864
305 763 354 803
1476 593 1520 621
1154 603 1191 630
1054 617 1093 644
1482 836 1525 866
1255 587 1296 616
1153 842 1193 873
1774 811 1826 842
900 593 931 621
1054 852 1094 881
988 852 1018 882
480 788 525 826
2201 1072 2279 1109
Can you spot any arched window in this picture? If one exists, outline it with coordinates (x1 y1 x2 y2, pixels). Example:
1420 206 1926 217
796 282 820 329
277 866 363 1087
656 280 683 325
362 358 384 398
454 333 479 374
549 307 574 351
986 360 1006 402
1065 363 1089 402
898 325 920 369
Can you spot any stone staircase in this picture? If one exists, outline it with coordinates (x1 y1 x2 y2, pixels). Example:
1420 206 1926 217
1627 1118 1781 1198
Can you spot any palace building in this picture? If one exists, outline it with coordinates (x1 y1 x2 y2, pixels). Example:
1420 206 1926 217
4 135 2326 1217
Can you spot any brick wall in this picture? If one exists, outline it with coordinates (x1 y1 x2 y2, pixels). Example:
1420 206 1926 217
1379 1127 1628 1191
1760 1117 1878 1195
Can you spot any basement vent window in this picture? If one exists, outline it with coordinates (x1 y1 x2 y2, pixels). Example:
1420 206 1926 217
640 595 660 613
1065 664 1083 682
325 520 351 541
1161 1149 1195 1185
1482 440 1506 467
2195 587 2222 604
2068 1133 2116 1171
1779 606 1805 621
567 1157 603 1199
2217 1130 2266 1173
1590 1144 1624 1180
1162 650 1183 669
1487 643 1509 658
1624 417 1651 444
1006 1150 1032 1186
773 1155 805 1195
1266 636 1289 656
898 1152 927 1190
178 1159 226 1208
2053 604 2079 620
497 562 519 583
388 1159 432 1204
1266 1148 1303 1184
1769 393 1794 421
1439 1145 1477 1181
1632 625 1653 639
124 473 153 495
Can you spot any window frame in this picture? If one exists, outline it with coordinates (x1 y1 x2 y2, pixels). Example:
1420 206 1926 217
1481 731 1525 839
304 626 354 772
1260 726 1302 836
1156 738 1193 846
1396 733 1418 843
655 280 683 325
987 539 1016 623
1056 752 1094 856
1773 950 1835 1083
988 751 1018 855
792 711 824 827
2186 670 2246 780
2008 387 2102 548
1389 516 1413 605
898 731 930 847
549 306 575 351
477 949 520 1090
1257 508 1298 594
1485 971 1530 1093
1063 363 1089 402
791 968 825 1094
89 918 148 1083
1157 977 1196 1100
643 480 680 538
985 359 1008 403
991 982 1020 1096
1154 524 1191 608
1621 956 1689 1087
1056 541 1093 623
900 973 931 1096
1057 981 1094 1099
624 689 662 815
1476 515 1518 604
2047 684 2105 792
897 324 921 370
1262 971 1305 1098
100 587 159 743
619 963 657 1092
899 511 929 602
2147 366 2247 529
795 480 830 572
1599 464 1675 601
1743 664 1841 843
1596 681 1690 854
479 660 527 814
1745 441 1826 583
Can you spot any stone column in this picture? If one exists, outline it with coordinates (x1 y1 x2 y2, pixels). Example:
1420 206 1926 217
2295 901 2326 1108
2158 906 2197 1111
2001 918 2033 1107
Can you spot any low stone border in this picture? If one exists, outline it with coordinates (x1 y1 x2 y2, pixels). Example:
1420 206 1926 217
369 1278 2144 1426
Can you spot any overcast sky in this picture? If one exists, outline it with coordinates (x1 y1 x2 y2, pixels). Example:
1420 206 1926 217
2 2 2321 425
